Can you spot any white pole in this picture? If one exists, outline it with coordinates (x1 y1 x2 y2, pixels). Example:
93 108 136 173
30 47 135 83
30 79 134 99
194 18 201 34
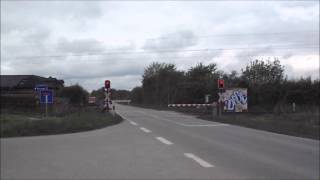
292 102 296 113
45 95 48 119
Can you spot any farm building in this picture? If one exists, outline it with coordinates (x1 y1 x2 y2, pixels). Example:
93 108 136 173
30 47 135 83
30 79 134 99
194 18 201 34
0 75 64 108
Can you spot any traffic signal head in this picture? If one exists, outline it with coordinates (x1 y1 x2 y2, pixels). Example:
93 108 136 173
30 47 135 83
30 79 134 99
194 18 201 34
218 79 224 89
105 80 111 89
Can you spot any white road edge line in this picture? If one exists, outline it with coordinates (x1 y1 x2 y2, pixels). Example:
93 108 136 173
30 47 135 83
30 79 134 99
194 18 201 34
140 127 152 133
156 137 173 145
183 124 229 127
128 121 138 126
137 110 228 127
184 153 214 168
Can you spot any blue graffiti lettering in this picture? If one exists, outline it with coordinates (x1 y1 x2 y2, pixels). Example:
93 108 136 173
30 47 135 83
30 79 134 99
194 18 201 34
224 90 247 111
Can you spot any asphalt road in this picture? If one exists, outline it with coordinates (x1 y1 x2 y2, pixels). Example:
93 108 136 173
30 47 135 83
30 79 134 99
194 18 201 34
1 104 319 179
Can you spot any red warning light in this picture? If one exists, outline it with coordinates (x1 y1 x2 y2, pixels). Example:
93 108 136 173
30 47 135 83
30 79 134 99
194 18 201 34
105 80 111 89
218 79 224 89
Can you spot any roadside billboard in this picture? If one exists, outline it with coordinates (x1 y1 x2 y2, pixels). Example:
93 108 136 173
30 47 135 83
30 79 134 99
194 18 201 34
223 88 248 112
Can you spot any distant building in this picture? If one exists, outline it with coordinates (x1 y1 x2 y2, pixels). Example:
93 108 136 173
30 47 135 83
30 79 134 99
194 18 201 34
1 75 64 91
0 75 64 108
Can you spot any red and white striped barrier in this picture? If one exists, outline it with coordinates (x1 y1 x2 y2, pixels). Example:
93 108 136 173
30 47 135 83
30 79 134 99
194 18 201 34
168 103 217 107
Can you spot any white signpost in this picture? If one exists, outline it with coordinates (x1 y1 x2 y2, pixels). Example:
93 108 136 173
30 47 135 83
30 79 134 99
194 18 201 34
205 94 211 103
39 89 53 119
45 95 48 118
103 80 113 112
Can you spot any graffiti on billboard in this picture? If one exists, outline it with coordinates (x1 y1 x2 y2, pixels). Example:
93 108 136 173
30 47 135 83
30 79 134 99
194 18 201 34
223 88 248 112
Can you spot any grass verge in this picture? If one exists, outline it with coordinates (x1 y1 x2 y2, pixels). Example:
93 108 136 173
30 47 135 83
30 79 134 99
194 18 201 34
199 113 319 140
0 108 123 138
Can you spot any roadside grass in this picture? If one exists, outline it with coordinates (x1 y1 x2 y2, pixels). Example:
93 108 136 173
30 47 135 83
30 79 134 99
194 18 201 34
125 103 319 140
199 112 319 140
0 108 123 138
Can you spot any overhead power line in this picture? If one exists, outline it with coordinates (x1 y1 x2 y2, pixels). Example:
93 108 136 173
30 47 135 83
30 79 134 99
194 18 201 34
5 53 318 65
147 30 317 40
2 30 318 48
2 44 319 60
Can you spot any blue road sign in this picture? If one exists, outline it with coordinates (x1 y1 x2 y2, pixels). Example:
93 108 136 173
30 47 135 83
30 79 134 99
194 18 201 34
35 84 48 92
40 89 53 104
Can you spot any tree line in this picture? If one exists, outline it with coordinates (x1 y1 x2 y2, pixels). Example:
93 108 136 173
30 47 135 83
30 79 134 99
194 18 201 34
130 59 319 112
57 85 131 107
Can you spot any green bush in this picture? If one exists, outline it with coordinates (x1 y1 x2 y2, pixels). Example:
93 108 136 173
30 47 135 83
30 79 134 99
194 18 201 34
57 84 89 106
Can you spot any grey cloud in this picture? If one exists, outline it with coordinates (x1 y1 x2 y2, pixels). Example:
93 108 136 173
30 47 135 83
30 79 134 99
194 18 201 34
60 59 144 80
2 51 147 90
1 20 25 35
1 28 52 61
104 41 136 52
1 1 102 36
1 1 319 91
284 64 320 80
23 27 51 44
239 46 274 58
213 47 276 74
67 3 102 19
278 2 316 8
143 30 198 50
232 46 275 68
56 38 106 54
4 56 144 91
66 74 142 92
282 52 294 59
204 2 318 50
1 2 102 21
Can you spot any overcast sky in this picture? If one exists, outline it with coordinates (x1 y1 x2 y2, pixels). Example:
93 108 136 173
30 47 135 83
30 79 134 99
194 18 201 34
1 1 319 92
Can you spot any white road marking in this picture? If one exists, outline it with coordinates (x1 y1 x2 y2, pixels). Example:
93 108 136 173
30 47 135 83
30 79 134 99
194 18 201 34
128 121 138 126
140 127 152 133
156 137 173 145
183 124 229 127
184 153 214 168
137 110 228 127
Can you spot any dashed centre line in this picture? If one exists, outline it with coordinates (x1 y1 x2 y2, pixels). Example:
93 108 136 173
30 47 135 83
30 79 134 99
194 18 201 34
128 120 138 126
184 153 214 168
120 110 215 169
156 137 173 145
140 127 152 133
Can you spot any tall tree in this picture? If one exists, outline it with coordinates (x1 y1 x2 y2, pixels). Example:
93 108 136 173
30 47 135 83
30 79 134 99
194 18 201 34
241 59 285 111
242 58 284 85
59 84 89 106
130 86 144 104
142 62 184 105
184 63 219 103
